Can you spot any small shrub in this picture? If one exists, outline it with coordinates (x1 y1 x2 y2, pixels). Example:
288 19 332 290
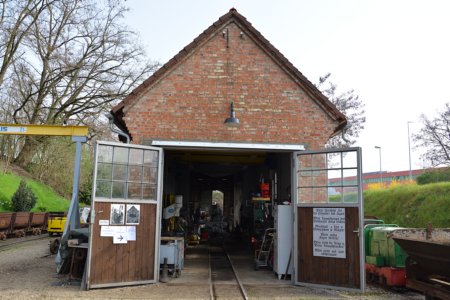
11 180 37 212
417 168 450 185
0 198 13 211
367 182 387 190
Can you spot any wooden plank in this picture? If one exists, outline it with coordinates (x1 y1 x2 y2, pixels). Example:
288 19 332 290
141 204 150 281
127 231 136 282
141 204 156 280
89 202 158 285
406 278 450 300
135 216 143 280
115 239 124 282
149 205 156 279
297 207 360 288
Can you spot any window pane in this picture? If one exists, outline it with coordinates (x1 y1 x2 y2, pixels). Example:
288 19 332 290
142 184 156 200
343 169 357 186
98 145 113 163
113 164 128 181
311 153 327 170
298 170 312 188
114 147 129 164
312 170 328 187
328 169 341 187
343 151 357 168
112 182 126 198
144 150 158 166
329 189 343 203
312 187 328 203
127 183 142 199
298 154 311 170
298 187 313 203
97 163 112 180
143 167 157 183
96 181 111 198
129 148 143 165
327 152 341 169
343 187 358 203
129 165 143 182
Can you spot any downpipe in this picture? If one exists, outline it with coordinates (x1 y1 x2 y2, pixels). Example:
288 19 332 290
105 113 130 144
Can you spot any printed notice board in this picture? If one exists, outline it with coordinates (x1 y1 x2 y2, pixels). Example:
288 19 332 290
313 208 346 258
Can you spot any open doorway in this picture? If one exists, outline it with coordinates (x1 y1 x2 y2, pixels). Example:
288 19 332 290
160 148 294 280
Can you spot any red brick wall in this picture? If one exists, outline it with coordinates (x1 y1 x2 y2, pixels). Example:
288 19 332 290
123 22 338 150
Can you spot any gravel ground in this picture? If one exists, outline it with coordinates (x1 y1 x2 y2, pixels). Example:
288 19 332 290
0 236 425 300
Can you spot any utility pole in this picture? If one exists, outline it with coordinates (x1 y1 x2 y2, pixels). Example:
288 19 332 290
408 121 413 180
374 146 382 184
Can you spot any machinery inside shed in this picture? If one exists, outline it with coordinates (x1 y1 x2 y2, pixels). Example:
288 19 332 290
159 147 294 277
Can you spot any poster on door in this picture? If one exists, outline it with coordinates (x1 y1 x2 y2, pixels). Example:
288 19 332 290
312 208 346 258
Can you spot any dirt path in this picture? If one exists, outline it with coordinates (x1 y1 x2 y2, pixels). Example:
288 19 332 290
0 236 424 299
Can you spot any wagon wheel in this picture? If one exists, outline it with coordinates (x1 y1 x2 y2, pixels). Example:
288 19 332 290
50 238 60 255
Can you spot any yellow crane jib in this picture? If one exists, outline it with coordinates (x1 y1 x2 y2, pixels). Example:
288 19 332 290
0 124 88 136
0 122 88 271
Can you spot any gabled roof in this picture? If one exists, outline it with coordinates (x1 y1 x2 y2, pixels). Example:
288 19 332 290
111 8 347 135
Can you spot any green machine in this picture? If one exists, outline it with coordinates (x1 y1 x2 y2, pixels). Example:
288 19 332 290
364 223 408 267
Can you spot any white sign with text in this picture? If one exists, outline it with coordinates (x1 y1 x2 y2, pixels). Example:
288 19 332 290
313 208 346 258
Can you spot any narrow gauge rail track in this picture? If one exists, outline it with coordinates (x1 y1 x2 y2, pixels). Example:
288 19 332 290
208 245 248 300
0 234 50 251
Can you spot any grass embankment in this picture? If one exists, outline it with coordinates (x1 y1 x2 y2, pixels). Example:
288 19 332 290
364 182 450 227
0 171 69 212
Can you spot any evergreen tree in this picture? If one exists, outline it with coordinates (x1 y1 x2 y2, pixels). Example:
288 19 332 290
11 180 37 211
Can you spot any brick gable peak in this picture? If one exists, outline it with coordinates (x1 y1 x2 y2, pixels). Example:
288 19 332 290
111 8 347 137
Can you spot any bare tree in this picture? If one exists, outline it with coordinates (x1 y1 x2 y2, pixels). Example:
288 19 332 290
414 103 450 167
0 0 159 167
317 73 365 148
0 0 50 86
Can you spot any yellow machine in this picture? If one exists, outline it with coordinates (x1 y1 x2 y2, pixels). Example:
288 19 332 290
48 207 90 236
48 212 67 236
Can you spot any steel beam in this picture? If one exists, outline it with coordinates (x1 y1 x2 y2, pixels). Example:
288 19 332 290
0 124 88 136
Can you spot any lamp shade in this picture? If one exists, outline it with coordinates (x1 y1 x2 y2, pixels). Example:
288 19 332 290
224 101 239 125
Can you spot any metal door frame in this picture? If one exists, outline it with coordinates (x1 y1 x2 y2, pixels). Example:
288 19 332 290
292 147 365 292
86 140 164 289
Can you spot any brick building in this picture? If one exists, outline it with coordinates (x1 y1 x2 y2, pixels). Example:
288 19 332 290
91 9 363 290
112 8 346 148
110 8 348 225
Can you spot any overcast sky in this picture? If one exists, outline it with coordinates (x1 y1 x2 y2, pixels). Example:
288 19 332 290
124 0 450 173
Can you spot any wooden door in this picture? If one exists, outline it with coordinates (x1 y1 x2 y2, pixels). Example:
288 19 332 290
86 141 163 289
293 148 364 291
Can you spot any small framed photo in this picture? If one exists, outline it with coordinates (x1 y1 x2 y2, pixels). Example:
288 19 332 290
126 204 140 225
110 204 125 225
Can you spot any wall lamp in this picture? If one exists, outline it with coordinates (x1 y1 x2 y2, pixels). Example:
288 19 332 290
224 101 240 126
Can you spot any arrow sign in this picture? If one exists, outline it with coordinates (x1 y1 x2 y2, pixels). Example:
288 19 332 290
113 232 127 244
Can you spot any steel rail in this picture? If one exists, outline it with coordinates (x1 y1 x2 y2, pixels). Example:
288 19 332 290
209 248 214 300
225 251 248 300
209 245 247 300
0 235 49 251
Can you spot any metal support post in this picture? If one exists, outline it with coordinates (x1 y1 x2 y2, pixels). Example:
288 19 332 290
56 135 87 272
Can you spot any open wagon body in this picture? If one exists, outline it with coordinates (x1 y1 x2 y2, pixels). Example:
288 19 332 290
392 228 450 299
